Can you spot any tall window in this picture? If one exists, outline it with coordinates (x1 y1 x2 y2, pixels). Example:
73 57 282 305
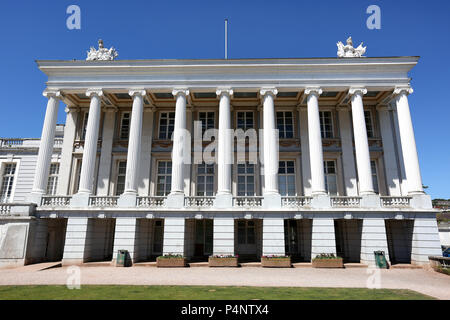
120 112 130 139
319 111 333 138
115 161 127 195
324 160 337 195
46 163 60 195
198 112 215 134
81 112 89 140
237 112 254 131
237 162 255 196
197 163 214 196
278 161 296 196
0 163 16 202
277 111 294 138
237 220 255 245
365 110 374 138
371 160 379 194
156 161 172 196
158 112 175 140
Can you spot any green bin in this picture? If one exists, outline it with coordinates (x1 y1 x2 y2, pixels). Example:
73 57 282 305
116 250 128 267
374 251 388 269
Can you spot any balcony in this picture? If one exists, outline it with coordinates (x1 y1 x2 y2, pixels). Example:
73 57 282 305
281 196 312 208
380 196 412 208
0 204 11 215
88 196 119 207
41 196 72 208
233 196 263 208
185 196 215 208
137 196 166 208
330 196 362 208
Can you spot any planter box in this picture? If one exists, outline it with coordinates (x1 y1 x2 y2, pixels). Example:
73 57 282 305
208 257 239 267
312 258 344 268
261 257 291 268
156 257 186 268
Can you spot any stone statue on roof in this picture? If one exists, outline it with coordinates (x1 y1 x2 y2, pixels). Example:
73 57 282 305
86 39 118 61
337 36 366 58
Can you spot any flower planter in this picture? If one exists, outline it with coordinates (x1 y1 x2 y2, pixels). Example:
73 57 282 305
261 256 291 268
312 258 344 268
156 257 186 268
208 257 239 267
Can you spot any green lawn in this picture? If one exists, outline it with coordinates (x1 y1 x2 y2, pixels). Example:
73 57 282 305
0 285 435 300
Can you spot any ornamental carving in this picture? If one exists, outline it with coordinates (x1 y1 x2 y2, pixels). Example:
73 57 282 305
86 39 118 61
337 37 366 58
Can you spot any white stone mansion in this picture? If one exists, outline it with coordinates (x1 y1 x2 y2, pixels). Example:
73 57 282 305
0 39 442 267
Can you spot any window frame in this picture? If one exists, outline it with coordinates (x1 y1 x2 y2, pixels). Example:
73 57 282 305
197 111 216 135
364 110 375 138
0 161 19 203
158 111 176 140
119 112 131 140
371 159 380 194
46 163 60 195
235 111 255 131
236 161 256 197
324 160 338 196
276 111 295 139
196 162 215 196
155 160 172 196
237 220 256 245
278 160 297 196
114 160 127 196
319 110 334 139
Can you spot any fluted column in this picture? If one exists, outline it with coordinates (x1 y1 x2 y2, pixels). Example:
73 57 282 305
118 90 145 207
77 89 103 195
393 86 424 195
305 87 326 196
260 88 280 194
214 89 233 208
166 88 189 208
349 87 375 195
29 89 61 204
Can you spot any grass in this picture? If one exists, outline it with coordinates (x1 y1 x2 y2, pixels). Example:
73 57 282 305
0 285 435 300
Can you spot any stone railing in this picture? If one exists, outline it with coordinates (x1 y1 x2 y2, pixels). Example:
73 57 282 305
380 196 412 208
185 196 215 208
41 196 72 207
0 204 12 215
88 196 119 207
330 196 362 208
281 196 312 208
137 196 166 208
233 196 263 208
0 138 24 147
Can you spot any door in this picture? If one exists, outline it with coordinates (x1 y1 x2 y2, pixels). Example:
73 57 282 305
194 220 213 257
152 220 163 255
284 220 299 255
236 220 257 255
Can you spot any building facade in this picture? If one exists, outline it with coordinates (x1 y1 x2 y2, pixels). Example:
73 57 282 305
0 40 443 267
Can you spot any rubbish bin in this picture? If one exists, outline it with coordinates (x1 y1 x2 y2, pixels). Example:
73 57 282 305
374 251 388 269
116 250 128 267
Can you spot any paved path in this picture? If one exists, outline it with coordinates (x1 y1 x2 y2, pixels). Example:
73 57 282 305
0 265 449 300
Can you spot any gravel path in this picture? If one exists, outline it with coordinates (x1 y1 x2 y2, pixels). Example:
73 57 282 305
0 265 449 300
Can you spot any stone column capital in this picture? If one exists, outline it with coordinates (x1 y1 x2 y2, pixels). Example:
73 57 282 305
128 89 147 97
304 87 323 97
172 88 190 98
216 88 234 97
43 89 62 99
259 88 278 98
86 88 104 98
349 87 367 96
393 86 413 96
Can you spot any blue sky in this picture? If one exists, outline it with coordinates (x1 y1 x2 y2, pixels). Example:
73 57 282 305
0 0 448 199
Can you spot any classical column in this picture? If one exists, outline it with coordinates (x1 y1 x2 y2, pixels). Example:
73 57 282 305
96 107 116 196
57 106 79 195
71 89 103 206
166 89 189 208
305 88 327 196
260 88 281 208
118 90 145 207
377 105 402 196
298 106 312 196
214 88 233 208
337 105 358 196
349 87 375 196
29 89 61 204
393 87 424 195
137 106 155 196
